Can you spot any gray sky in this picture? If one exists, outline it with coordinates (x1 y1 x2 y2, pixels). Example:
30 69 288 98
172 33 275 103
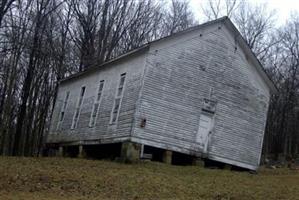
190 0 299 25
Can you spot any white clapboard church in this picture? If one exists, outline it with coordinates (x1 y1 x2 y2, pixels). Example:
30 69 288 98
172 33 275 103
47 17 277 170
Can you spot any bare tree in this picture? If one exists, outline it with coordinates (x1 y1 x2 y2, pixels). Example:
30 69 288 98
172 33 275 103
201 0 276 62
0 0 33 155
69 0 100 70
13 0 64 156
233 2 277 62
0 0 197 156
263 14 299 160
161 0 196 36
115 1 163 52
201 0 240 20
0 0 15 27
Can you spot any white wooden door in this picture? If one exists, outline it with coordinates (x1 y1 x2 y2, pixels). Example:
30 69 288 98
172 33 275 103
196 113 213 152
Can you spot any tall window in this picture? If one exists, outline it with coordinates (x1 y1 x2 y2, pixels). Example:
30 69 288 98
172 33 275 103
57 91 70 130
110 73 126 124
71 86 86 129
89 80 105 127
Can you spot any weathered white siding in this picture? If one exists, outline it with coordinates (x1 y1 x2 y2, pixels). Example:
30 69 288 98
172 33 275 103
48 51 147 144
47 18 272 170
132 22 270 170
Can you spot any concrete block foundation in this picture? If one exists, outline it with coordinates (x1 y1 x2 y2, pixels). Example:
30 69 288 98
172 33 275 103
78 145 86 158
120 142 141 163
162 150 172 164
192 158 205 167
58 146 63 157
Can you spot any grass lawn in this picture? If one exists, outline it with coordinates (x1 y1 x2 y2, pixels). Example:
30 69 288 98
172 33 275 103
0 157 298 200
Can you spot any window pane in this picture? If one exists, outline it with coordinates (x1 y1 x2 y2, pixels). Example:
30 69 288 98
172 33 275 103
75 107 80 118
112 112 117 122
90 103 99 127
119 74 126 87
114 98 120 110
93 103 99 116
90 118 95 127
117 87 123 96
78 98 83 106
99 81 104 91
81 87 86 96
63 92 70 110
90 81 104 127
110 74 126 123
59 91 70 125
97 92 102 101
60 112 64 121
72 86 85 129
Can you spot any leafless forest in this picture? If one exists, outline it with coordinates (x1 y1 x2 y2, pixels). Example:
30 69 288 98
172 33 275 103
0 0 298 161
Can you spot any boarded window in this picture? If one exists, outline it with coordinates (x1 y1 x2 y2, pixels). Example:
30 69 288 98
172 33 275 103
110 73 126 124
57 91 70 130
89 80 105 127
71 86 86 129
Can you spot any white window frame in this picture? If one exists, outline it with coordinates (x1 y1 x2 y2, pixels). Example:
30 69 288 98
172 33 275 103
71 86 86 129
56 91 70 130
89 80 105 127
110 73 126 124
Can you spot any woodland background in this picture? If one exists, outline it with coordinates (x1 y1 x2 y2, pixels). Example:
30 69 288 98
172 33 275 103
0 0 298 160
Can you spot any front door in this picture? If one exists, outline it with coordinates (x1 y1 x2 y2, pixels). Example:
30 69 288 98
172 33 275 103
196 112 213 153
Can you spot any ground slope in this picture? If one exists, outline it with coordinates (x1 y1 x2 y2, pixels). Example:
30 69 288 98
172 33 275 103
0 157 298 200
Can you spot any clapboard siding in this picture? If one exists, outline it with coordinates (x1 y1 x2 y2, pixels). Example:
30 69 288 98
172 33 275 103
132 22 270 170
47 18 272 170
48 51 146 143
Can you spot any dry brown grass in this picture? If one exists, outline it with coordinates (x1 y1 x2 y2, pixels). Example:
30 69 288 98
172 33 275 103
0 156 298 200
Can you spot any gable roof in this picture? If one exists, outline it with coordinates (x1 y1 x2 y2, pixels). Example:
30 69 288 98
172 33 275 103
61 17 277 94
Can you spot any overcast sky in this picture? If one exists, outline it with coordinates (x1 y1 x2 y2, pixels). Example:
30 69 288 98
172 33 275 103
190 0 299 25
